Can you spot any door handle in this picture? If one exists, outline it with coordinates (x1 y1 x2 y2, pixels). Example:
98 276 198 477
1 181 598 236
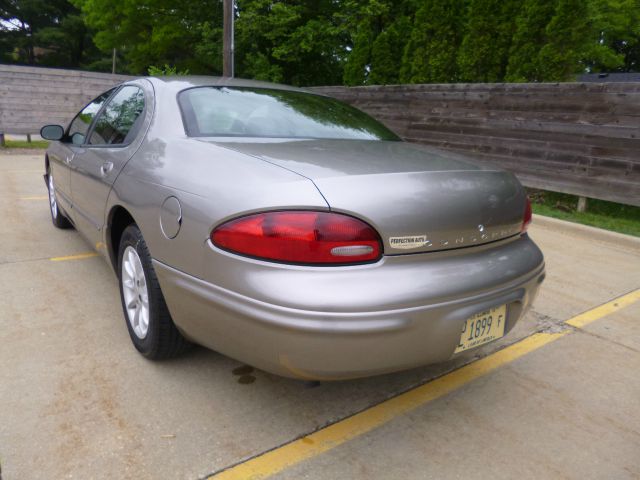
100 162 114 177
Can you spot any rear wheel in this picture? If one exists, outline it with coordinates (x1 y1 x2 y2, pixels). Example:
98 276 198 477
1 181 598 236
47 171 72 229
117 224 190 359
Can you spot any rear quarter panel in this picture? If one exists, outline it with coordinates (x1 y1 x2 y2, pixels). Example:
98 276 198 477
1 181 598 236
107 136 329 279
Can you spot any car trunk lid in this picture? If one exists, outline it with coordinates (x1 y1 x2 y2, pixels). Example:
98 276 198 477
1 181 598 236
206 139 526 254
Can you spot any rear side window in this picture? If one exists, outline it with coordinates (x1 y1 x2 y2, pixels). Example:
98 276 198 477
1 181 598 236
89 86 145 145
67 90 113 145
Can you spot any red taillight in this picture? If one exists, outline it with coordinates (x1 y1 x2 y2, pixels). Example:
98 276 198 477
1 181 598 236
521 197 532 233
211 211 382 265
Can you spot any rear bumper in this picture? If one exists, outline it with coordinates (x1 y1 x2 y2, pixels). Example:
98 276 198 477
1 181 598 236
154 234 545 380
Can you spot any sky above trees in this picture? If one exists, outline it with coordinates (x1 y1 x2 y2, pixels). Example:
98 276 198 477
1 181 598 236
1 0 639 86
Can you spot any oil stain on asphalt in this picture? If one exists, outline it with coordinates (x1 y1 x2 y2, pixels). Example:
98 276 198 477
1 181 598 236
232 365 256 384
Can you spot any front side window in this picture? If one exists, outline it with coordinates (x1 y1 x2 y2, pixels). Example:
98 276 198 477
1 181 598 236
178 87 400 141
67 90 113 145
89 86 145 145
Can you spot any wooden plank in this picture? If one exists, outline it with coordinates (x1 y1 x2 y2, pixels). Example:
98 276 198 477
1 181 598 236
365 105 640 127
0 83 120 96
402 122 640 147
314 81 640 95
0 77 122 91
409 128 638 160
351 97 640 120
355 105 638 123
0 64 132 81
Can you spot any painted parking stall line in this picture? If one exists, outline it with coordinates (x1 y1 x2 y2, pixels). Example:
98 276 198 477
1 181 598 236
209 332 567 480
3 169 45 174
49 252 99 262
207 288 640 480
565 289 640 329
20 195 48 201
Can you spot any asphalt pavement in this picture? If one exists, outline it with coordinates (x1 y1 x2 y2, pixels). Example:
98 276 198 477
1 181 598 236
1 153 639 480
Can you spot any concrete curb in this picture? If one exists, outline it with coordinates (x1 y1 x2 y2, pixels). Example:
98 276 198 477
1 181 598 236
532 214 640 251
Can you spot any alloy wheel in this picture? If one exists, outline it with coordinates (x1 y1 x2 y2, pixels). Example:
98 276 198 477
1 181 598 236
48 174 58 218
121 245 150 339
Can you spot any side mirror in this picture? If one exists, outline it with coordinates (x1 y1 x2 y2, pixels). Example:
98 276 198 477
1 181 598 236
40 125 65 141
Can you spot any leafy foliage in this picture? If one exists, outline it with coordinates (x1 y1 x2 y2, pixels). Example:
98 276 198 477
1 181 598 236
341 0 413 86
457 0 520 82
537 0 593 81
1 0 639 84
232 0 346 86
583 0 640 73
0 0 104 67
68 0 223 74
401 0 467 83
505 0 558 82
148 64 190 76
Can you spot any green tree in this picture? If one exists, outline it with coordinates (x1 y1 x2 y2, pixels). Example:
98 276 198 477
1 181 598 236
505 0 557 82
400 0 467 83
343 26 372 85
5 0 638 84
1 0 66 64
35 12 96 67
583 0 640 73
368 15 411 85
233 0 345 86
0 0 102 67
147 64 190 76
72 0 223 74
506 0 639 81
457 0 521 82
613 34 640 71
341 0 414 86
536 0 592 80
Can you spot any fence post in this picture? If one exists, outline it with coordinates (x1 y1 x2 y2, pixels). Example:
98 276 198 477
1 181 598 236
577 196 588 213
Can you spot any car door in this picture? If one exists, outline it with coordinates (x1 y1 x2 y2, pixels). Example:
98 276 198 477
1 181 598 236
49 90 114 214
69 82 149 247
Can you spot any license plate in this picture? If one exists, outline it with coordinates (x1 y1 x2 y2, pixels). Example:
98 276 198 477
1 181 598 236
454 305 507 353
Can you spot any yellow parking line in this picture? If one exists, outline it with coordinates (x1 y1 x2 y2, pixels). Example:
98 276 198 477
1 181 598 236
209 290 640 480
20 195 48 200
210 332 567 480
49 252 99 262
565 288 640 329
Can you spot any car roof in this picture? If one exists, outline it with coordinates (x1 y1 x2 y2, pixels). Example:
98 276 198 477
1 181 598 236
140 75 318 95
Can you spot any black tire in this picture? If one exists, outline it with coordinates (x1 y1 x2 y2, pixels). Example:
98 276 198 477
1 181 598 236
117 224 191 359
47 171 72 229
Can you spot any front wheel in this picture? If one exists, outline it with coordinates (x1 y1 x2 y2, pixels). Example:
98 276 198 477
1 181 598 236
47 172 72 229
117 224 191 359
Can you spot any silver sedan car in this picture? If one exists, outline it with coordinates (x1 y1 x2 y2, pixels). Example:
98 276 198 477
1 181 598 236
40 77 544 380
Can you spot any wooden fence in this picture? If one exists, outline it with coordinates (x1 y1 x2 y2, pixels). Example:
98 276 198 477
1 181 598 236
1 64 638 206
0 64 131 136
314 83 640 207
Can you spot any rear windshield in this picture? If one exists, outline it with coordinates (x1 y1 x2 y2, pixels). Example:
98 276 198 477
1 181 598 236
177 87 400 141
